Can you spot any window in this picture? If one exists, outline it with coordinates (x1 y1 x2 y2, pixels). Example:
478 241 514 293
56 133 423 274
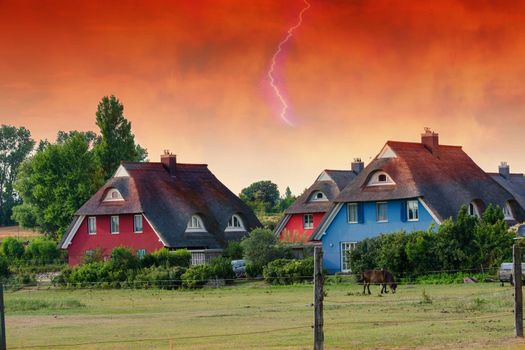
191 251 206 265
367 171 395 186
111 216 119 234
341 242 357 272
186 215 206 232
310 191 327 202
468 202 479 217
376 202 388 222
88 217 97 235
303 214 314 229
103 188 124 202
136 249 146 259
226 214 245 231
504 202 514 220
347 203 358 223
407 200 419 221
134 215 143 233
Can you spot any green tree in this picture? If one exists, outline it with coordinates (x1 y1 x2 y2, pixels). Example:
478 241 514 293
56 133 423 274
12 133 104 239
240 228 291 275
278 186 296 212
240 181 280 214
94 95 147 179
0 125 35 226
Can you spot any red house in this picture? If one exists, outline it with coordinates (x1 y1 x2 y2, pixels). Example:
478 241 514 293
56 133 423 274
60 153 261 265
274 162 362 243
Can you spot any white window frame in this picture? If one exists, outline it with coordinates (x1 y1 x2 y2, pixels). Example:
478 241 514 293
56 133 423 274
376 202 388 222
191 251 206 265
347 203 358 224
407 200 419 221
87 217 97 235
136 249 146 259
504 202 514 220
186 215 207 232
303 214 314 229
310 191 328 202
341 242 357 273
468 202 480 217
110 215 120 234
134 214 143 233
103 188 124 202
225 214 245 232
367 171 395 186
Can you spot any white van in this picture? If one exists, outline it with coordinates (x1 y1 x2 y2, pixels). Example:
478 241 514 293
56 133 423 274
498 262 525 286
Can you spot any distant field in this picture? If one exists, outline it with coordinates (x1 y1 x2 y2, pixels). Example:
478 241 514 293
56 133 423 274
4 281 525 349
0 226 40 240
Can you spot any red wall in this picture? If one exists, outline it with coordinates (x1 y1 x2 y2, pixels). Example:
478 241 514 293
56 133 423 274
67 214 164 265
279 212 325 243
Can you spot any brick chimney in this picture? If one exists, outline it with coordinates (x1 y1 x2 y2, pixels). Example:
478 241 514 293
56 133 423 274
499 161 510 179
351 158 364 174
161 150 177 176
421 127 439 158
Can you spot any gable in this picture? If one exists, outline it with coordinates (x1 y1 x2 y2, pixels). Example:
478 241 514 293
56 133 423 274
378 145 397 159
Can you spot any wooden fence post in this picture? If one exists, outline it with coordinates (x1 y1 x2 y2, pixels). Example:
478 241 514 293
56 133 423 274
314 246 324 350
513 244 523 338
0 283 6 350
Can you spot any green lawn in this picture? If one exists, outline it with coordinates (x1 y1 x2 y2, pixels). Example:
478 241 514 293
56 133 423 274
4 281 525 349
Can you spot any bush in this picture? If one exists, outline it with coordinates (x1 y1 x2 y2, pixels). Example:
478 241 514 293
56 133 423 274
263 257 314 285
134 266 187 289
181 264 213 289
0 256 10 278
67 262 110 286
142 248 191 268
82 248 104 264
24 238 61 265
221 241 243 260
0 237 25 260
209 257 234 280
241 228 292 272
245 263 263 278
110 247 140 271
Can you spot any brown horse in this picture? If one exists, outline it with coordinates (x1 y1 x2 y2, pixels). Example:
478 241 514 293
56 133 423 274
361 269 397 295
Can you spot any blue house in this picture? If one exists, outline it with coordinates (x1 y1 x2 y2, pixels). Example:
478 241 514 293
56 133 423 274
311 130 525 273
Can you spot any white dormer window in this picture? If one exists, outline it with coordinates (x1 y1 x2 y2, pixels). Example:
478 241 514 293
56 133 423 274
186 215 206 232
310 191 328 202
468 202 480 217
504 202 515 220
367 171 395 186
226 214 245 232
103 188 124 202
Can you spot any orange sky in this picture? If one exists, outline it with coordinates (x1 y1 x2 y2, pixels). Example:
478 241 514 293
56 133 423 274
1 0 525 195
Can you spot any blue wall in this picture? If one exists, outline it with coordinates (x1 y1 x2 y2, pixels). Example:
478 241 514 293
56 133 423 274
321 199 436 273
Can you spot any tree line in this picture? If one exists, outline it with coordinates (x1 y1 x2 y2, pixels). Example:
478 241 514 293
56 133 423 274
0 95 146 239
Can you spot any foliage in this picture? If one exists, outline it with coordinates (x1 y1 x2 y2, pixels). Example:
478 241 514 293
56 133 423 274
134 266 187 289
0 255 9 278
24 238 61 265
93 95 147 179
240 181 280 214
278 186 296 212
221 241 243 260
181 264 213 289
110 247 140 271
240 228 291 276
413 272 493 285
12 133 104 238
82 248 105 264
0 237 25 260
349 205 512 279
209 257 235 280
263 257 314 285
141 248 191 268
0 125 35 226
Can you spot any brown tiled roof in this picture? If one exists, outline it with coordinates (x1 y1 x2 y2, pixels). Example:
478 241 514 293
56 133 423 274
71 161 261 249
284 170 357 215
334 141 525 223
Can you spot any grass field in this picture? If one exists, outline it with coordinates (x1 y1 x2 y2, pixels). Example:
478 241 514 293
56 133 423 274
0 226 41 240
4 281 525 349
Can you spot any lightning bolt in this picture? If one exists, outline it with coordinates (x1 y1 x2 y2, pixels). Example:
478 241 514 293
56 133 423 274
268 0 311 126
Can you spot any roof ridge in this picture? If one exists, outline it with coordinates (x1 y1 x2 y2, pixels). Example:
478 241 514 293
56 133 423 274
386 140 462 149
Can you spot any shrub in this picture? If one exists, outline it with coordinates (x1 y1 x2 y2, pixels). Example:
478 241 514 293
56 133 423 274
142 248 191 268
110 247 140 271
24 238 61 265
241 228 292 273
67 262 110 286
209 257 234 280
134 266 187 289
82 248 104 264
263 257 314 285
181 264 212 289
0 256 9 278
221 241 243 260
245 263 263 278
0 237 25 260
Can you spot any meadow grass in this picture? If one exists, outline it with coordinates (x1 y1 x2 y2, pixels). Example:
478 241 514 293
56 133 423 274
4 281 525 349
